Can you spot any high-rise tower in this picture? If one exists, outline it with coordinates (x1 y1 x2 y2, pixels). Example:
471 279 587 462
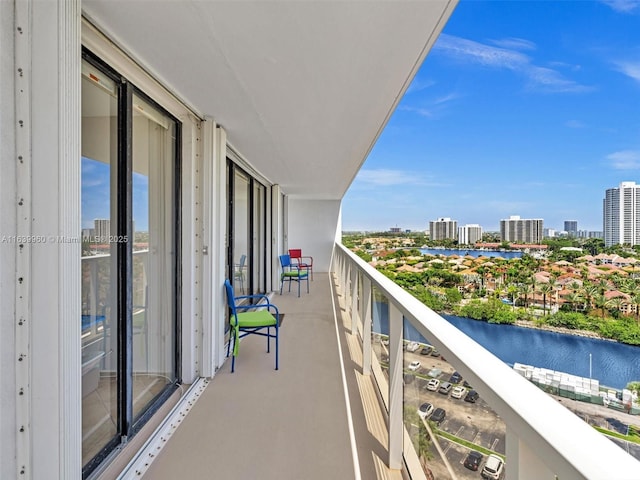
603 181 640 247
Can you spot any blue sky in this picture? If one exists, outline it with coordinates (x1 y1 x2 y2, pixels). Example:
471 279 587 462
342 0 640 233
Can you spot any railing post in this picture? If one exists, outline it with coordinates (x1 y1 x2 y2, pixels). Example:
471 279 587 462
506 426 555 479
388 302 403 470
350 268 359 335
361 276 372 375
344 260 351 307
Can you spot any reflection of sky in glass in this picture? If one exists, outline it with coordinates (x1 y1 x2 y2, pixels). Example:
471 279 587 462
82 156 149 231
132 172 149 231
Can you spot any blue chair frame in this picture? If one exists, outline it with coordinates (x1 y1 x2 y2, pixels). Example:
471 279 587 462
279 254 310 297
224 279 279 373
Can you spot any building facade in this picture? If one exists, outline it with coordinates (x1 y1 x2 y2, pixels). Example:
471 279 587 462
564 220 578 237
429 217 457 241
603 181 640 247
458 224 483 245
500 215 543 244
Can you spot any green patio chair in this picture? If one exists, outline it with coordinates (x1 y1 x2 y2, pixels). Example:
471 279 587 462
279 254 309 297
224 279 279 373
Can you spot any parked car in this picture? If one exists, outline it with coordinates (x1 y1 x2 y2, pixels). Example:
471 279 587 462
463 450 483 471
438 381 452 395
408 361 421 371
417 402 434 419
420 346 433 355
430 407 446 425
451 385 466 399
481 454 504 479
429 348 440 357
449 371 462 384
464 390 479 403
406 341 420 352
426 378 440 391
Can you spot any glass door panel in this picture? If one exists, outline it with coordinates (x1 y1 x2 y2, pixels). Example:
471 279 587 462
233 170 250 296
131 94 177 421
81 59 119 464
252 182 265 293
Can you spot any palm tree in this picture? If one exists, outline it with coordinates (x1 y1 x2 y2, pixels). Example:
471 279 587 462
519 280 533 308
538 282 553 315
564 292 583 312
581 282 599 312
505 284 518 309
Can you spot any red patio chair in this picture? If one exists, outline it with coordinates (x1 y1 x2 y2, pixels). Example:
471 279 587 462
288 249 313 280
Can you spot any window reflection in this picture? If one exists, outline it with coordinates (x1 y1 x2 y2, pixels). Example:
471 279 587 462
81 60 118 464
233 170 250 296
81 57 179 472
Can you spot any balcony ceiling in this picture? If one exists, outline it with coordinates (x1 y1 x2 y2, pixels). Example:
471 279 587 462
83 0 456 199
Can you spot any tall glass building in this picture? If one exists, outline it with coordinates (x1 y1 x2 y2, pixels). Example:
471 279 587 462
603 181 640 247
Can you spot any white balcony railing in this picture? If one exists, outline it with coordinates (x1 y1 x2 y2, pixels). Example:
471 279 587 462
332 243 640 480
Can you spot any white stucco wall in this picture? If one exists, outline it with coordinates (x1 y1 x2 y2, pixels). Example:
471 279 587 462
286 198 341 273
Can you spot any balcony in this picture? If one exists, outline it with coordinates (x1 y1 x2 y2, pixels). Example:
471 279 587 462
117 244 640 480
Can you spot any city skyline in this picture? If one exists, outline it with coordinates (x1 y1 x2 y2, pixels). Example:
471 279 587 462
342 0 640 232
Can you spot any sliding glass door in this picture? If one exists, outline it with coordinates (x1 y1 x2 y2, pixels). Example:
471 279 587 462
227 161 267 296
81 52 180 477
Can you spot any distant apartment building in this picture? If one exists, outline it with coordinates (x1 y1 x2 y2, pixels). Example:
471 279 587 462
603 181 640 247
564 220 578 237
500 215 543 244
543 228 556 238
577 230 604 239
389 227 402 233
429 217 457 241
458 224 483 245
94 219 110 242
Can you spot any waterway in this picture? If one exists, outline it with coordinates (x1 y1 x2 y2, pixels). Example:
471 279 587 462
373 303 640 389
419 247 523 260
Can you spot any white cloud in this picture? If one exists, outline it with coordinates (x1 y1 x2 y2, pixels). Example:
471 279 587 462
566 120 587 128
397 105 434 117
354 169 425 186
614 60 640 83
488 37 536 51
434 34 591 93
607 150 640 169
434 34 529 69
600 0 640 13
406 77 436 95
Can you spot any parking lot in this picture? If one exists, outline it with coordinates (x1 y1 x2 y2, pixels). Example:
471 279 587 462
400 348 506 479
392 342 640 479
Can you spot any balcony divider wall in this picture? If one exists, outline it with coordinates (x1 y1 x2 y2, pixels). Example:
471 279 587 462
332 242 640 479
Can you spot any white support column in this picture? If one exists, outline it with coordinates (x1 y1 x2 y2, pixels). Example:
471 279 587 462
271 185 283 292
200 118 215 377
213 126 228 370
14 1 33 478
344 259 351 306
350 268 358 335
57 2 82 478
506 426 556 480
388 302 403 470
361 276 372 375
178 114 200 382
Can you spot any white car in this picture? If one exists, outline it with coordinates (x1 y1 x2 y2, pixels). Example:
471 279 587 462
451 385 466 399
481 454 504 479
417 402 434 419
408 361 421 371
426 378 440 391
406 341 420 352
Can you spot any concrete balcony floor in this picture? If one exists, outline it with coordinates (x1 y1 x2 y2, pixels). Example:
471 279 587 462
142 273 401 480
